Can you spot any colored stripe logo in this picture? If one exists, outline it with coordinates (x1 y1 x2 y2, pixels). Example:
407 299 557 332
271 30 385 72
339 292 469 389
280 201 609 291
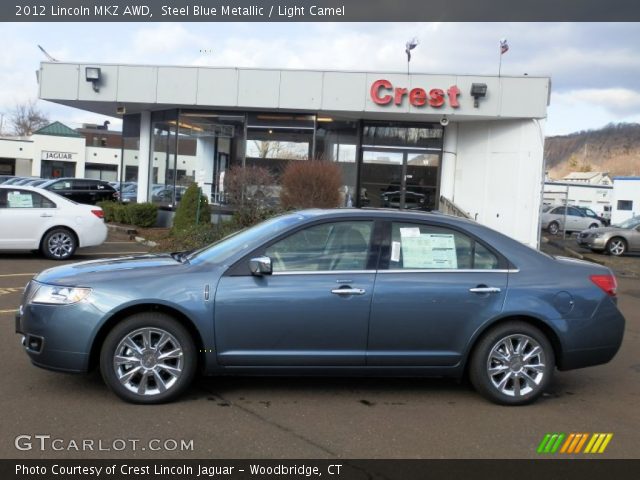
537 433 613 454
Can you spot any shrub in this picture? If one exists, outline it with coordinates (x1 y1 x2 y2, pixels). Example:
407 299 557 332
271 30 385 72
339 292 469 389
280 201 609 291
223 165 281 228
96 201 117 223
126 203 158 228
280 161 343 209
153 221 238 253
171 183 210 234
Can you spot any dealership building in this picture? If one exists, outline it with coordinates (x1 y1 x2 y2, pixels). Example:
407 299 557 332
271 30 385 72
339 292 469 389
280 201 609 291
35 62 550 246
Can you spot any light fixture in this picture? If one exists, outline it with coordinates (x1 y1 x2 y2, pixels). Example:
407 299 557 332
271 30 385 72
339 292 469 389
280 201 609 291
317 117 333 122
470 83 487 108
85 67 101 92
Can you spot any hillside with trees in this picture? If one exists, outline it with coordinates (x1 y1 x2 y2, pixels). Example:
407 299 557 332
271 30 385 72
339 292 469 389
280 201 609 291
545 123 640 179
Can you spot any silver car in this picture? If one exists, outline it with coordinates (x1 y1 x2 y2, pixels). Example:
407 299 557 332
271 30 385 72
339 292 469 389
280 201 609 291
541 206 603 235
577 215 640 256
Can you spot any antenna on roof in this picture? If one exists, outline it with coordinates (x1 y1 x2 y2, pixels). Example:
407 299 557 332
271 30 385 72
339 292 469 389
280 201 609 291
37 45 59 62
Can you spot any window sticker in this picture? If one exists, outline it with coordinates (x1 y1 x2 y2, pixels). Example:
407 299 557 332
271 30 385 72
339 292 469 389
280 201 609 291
7 192 33 208
401 233 458 269
391 241 401 262
399 227 420 238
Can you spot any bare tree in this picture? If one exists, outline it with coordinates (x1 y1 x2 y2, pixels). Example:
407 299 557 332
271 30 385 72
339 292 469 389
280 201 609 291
9 100 49 136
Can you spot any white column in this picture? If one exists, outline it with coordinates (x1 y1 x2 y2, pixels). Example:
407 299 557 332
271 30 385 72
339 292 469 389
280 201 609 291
136 111 152 203
440 122 458 201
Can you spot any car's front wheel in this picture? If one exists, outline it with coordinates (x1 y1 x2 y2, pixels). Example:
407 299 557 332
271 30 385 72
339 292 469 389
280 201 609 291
100 313 197 404
606 237 627 256
547 221 560 235
469 322 554 405
41 228 77 260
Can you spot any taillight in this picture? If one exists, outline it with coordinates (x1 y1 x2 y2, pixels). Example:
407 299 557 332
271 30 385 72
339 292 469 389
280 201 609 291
590 274 617 297
91 209 104 219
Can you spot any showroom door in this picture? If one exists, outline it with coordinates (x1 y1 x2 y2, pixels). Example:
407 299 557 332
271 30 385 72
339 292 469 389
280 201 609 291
360 148 440 211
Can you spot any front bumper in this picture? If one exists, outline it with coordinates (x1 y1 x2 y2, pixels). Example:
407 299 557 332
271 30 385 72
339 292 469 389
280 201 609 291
576 234 606 249
15 300 98 373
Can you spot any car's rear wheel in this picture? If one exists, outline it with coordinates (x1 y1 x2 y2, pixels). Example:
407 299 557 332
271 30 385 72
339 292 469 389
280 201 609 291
100 313 197 404
469 322 554 405
606 237 627 256
547 221 559 235
41 228 77 260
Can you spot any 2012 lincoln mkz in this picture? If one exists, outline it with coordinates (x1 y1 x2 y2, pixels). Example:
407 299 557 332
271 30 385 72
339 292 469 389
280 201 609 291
15 209 625 405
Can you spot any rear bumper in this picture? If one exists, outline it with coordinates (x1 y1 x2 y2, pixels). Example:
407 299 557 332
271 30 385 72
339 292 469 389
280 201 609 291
557 297 625 371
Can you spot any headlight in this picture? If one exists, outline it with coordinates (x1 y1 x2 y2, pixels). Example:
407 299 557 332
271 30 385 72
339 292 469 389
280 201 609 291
30 283 92 305
593 233 603 238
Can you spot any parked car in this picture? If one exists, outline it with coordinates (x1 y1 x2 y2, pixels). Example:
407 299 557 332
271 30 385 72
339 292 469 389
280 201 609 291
22 179 48 187
0 185 107 259
2 176 28 185
577 215 640 256
13 177 41 186
540 205 603 235
0 175 16 184
15 209 624 405
39 178 117 205
576 206 609 226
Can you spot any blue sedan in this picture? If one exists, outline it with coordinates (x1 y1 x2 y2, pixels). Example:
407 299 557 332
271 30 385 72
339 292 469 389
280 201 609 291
15 209 625 405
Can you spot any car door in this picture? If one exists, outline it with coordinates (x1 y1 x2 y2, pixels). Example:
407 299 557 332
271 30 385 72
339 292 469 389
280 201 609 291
367 221 508 367
214 220 377 366
629 225 640 250
0 188 56 249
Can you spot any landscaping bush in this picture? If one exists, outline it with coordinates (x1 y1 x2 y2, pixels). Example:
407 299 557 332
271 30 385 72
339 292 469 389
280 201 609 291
224 165 279 227
280 160 343 209
96 201 158 228
126 203 158 228
96 201 117 223
171 183 210 234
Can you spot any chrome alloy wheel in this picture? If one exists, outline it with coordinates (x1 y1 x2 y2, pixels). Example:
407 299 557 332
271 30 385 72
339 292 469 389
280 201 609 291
113 327 184 396
47 232 74 258
608 238 626 256
486 334 546 397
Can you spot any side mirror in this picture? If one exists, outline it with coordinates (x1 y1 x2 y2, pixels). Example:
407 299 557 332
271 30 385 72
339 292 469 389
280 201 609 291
249 256 272 276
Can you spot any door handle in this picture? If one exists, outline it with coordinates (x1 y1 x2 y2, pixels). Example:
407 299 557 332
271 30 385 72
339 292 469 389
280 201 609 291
40 213 53 218
469 286 501 294
331 288 366 296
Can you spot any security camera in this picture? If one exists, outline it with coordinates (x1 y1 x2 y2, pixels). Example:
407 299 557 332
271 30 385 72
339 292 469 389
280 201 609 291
440 116 449 126
116 106 126 115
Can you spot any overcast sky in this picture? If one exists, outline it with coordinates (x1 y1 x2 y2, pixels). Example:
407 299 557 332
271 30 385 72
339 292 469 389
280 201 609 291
1 22 639 136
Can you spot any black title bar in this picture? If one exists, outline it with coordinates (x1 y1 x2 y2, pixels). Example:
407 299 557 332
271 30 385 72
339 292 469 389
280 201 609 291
3 0 640 22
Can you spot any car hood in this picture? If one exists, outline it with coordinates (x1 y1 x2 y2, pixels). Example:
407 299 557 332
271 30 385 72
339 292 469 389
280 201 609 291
584 226 627 235
35 254 186 286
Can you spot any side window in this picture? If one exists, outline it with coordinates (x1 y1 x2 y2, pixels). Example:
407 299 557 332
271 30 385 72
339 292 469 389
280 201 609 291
265 221 373 272
568 207 582 216
389 222 499 270
1 190 55 209
550 207 563 215
50 181 71 191
72 180 91 190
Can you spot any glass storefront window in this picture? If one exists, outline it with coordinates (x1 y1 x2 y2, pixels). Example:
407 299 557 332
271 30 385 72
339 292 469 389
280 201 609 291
246 113 314 175
177 111 245 206
120 114 141 201
150 110 178 207
315 118 359 207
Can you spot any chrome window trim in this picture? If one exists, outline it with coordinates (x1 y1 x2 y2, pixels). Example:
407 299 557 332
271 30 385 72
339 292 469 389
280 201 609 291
272 270 377 276
378 268 519 274
271 269 519 275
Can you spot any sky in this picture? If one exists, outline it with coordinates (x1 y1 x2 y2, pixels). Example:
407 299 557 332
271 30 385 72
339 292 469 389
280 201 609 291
1 22 640 136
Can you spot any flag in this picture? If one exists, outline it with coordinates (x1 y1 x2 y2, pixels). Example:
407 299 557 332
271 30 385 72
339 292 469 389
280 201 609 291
405 38 419 62
500 38 509 55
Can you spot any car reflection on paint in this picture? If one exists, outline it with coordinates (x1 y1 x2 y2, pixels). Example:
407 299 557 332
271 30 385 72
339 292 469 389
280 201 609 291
15 209 624 405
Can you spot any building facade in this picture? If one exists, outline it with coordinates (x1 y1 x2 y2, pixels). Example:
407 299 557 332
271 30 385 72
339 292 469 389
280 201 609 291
37 62 550 246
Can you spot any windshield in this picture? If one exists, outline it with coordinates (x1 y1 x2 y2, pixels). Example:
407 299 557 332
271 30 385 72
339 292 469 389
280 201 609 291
613 216 640 229
186 212 308 265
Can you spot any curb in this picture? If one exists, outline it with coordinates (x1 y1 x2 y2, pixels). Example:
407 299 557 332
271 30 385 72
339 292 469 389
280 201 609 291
134 236 158 248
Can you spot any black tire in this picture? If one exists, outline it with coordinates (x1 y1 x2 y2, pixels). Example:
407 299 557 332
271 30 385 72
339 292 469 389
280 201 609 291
588 223 599 229
41 227 77 260
469 321 555 406
100 312 197 404
547 221 559 235
606 237 627 257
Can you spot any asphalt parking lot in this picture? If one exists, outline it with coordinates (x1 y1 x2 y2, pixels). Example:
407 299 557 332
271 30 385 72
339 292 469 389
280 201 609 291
1 233 639 459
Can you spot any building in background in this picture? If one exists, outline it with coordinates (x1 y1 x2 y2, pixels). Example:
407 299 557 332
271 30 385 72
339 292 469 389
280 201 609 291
561 171 612 185
35 62 550 246
611 177 640 224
